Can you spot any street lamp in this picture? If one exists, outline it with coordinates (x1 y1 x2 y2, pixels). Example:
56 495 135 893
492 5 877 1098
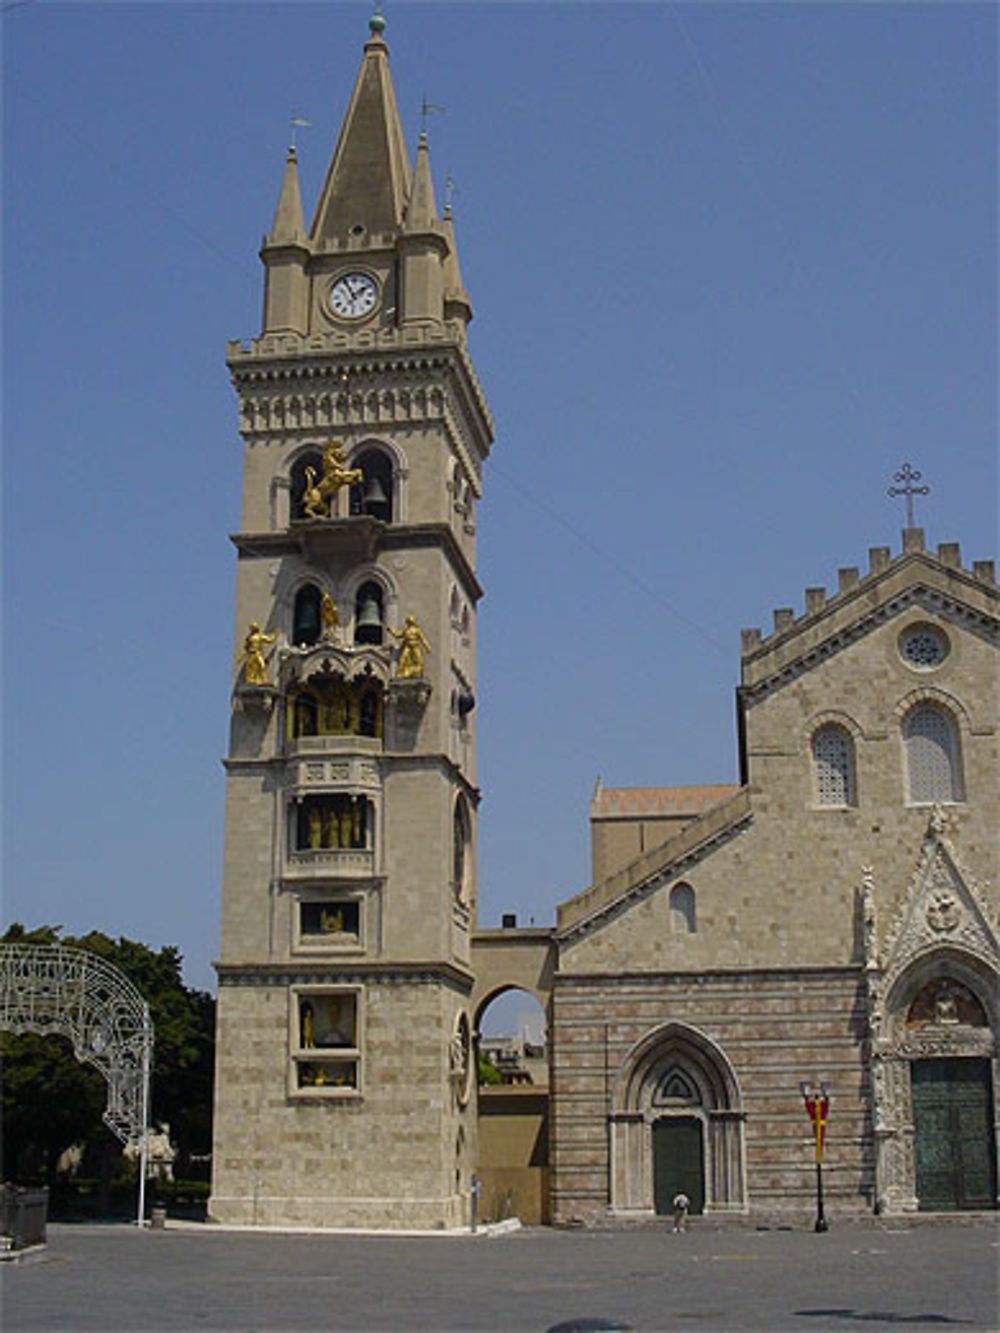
800 1079 830 1233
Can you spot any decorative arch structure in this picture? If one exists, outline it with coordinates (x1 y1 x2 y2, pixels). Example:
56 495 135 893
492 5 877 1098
0 943 152 1149
609 1021 747 1215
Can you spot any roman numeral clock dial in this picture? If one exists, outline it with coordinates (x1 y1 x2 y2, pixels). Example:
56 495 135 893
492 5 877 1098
329 272 379 319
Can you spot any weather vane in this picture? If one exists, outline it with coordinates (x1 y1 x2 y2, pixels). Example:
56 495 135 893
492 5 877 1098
420 97 446 133
888 462 930 528
290 114 312 149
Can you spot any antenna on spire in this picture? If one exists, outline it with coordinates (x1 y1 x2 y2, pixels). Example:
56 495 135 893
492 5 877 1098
888 462 930 529
289 115 312 150
420 97 446 134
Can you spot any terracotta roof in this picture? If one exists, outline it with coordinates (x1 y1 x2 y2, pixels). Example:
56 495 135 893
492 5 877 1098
591 784 738 818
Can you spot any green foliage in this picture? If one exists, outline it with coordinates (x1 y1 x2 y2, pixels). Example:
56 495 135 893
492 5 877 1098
477 1052 503 1086
2 924 215 1186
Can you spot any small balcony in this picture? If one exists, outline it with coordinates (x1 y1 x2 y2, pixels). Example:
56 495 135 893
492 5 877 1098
286 848 376 880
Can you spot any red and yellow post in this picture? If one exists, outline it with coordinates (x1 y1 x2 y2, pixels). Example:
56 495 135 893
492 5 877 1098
801 1080 830 1232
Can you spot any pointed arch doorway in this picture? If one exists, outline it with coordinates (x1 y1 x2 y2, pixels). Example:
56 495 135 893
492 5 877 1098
610 1022 746 1215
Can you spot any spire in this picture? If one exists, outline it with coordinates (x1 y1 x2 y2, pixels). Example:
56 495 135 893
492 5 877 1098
405 132 439 232
309 16 412 243
442 202 472 325
266 146 305 245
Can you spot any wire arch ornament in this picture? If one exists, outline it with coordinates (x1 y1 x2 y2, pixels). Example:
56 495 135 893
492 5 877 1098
0 944 153 1224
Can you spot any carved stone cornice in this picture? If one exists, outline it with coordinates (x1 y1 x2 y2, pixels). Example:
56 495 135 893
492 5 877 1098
215 959 474 994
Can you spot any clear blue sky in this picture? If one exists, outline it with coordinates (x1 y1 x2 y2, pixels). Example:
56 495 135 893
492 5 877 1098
4 2 996 996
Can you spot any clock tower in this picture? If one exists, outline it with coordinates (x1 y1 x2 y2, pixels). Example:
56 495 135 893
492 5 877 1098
210 13 492 1229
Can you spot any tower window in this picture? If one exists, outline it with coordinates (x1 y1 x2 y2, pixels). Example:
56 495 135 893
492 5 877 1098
293 583 323 647
294 795 372 852
354 582 384 645
290 986 361 1097
904 704 962 803
286 680 383 741
812 724 857 807
350 448 393 521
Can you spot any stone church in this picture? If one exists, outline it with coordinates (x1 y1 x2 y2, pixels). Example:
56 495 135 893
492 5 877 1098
211 16 998 1227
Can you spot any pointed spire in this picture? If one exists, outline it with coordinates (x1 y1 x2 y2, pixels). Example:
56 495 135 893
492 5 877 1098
405 132 439 232
309 18 412 243
266 146 305 245
442 202 472 325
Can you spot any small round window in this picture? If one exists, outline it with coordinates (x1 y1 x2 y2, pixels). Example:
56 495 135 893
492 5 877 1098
899 624 949 670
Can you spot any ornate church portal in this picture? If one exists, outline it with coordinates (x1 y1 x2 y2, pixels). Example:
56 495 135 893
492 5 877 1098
609 1024 747 1215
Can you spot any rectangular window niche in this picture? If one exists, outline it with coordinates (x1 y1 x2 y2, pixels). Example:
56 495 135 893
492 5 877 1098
292 895 364 955
289 985 363 1099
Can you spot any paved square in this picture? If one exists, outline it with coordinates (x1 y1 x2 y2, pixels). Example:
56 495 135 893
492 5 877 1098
4 1220 998 1332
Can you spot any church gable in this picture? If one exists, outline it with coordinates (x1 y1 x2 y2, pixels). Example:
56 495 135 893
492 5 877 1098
739 533 997 707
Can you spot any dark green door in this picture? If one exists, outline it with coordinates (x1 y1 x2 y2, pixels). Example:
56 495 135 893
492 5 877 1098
912 1058 997 1211
652 1117 704 1215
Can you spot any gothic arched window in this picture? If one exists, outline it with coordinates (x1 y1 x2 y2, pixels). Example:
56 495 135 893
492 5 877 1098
293 584 323 647
453 795 472 901
812 724 857 807
669 883 696 934
903 704 962 803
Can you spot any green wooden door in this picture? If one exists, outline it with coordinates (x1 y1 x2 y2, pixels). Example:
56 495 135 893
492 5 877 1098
912 1058 997 1211
652 1117 704 1215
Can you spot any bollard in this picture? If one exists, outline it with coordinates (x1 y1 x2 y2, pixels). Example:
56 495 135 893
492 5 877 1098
150 1207 167 1230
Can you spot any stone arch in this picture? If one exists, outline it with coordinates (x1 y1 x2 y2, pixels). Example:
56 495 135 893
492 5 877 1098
873 946 998 1214
609 1022 746 1215
347 435 408 522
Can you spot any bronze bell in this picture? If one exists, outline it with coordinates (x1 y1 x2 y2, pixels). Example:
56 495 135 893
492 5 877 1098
355 596 383 634
363 476 389 510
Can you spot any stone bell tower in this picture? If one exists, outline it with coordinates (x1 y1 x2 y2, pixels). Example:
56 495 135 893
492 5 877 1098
210 12 492 1229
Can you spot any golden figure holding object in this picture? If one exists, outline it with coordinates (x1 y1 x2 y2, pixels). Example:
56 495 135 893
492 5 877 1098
240 621 278 685
387 615 431 679
321 593 340 639
302 440 363 520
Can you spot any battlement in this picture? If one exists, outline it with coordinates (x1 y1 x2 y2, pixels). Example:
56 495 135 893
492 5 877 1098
740 530 996 659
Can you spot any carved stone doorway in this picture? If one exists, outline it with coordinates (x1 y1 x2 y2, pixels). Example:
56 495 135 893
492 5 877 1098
652 1116 704 1216
912 1057 997 1210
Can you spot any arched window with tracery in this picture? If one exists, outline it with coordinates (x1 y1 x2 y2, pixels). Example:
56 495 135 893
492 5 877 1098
669 883 696 934
812 723 857 807
293 583 323 647
903 703 962 803
453 795 472 902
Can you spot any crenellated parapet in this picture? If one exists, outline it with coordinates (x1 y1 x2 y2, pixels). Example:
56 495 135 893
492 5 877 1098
740 530 998 698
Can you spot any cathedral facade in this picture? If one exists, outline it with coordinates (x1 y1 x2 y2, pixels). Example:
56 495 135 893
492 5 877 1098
212 17 998 1227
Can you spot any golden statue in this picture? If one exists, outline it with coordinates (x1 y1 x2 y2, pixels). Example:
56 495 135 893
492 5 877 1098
319 907 344 934
387 615 431 679
302 440 364 520
300 1002 315 1048
307 806 323 851
320 593 339 638
240 621 278 685
323 807 340 850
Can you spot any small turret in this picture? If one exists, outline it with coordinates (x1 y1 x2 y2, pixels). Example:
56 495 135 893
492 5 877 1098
260 146 308 334
398 132 447 326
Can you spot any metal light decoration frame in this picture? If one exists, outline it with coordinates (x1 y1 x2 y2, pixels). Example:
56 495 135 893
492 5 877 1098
0 944 153 1226
800 1078 830 1233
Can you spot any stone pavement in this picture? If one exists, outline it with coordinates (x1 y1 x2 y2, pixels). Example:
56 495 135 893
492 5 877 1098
3 1219 997 1332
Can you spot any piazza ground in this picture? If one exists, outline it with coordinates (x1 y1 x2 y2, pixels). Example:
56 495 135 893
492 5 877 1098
4 1219 997 1332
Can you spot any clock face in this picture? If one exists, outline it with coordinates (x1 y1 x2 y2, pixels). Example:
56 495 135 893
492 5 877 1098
329 272 379 320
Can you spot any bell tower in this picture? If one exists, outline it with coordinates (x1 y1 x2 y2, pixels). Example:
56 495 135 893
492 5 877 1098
210 13 492 1229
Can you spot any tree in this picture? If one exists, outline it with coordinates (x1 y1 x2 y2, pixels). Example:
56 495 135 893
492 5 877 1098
2 924 215 1186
